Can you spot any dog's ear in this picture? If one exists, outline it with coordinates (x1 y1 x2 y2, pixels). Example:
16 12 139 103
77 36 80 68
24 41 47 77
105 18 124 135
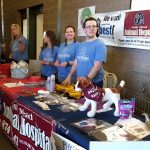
77 79 82 88
99 88 105 95
82 78 91 89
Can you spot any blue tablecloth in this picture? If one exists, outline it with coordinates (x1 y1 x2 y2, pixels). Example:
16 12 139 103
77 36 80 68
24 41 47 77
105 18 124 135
18 96 150 150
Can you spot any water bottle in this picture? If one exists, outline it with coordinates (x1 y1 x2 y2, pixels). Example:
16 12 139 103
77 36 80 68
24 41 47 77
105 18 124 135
46 76 51 91
47 75 55 93
49 74 55 93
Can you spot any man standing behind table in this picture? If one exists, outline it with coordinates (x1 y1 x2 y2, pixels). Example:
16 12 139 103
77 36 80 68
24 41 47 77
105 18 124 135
62 17 107 88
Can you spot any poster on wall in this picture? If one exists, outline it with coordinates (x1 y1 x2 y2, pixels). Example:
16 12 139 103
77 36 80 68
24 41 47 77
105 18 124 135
94 11 126 46
78 6 150 50
78 6 95 36
118 10 150 50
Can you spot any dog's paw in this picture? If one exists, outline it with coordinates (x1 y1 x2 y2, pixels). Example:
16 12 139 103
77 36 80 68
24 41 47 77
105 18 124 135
114 111 119 116
103 103 113 109
96 109 106 113
96 107 113 113
87 111 95 117
79 106 87 111
107 107 113 111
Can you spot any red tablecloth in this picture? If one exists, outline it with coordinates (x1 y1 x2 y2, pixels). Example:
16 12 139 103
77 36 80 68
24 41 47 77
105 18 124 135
0 77 45 99
0 77 55 150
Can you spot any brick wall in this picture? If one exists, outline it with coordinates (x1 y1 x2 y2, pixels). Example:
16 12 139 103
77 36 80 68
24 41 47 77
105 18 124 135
0 0 58 56
1 0 150 115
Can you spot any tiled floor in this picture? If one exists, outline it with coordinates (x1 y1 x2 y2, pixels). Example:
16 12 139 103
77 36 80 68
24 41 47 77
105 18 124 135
0 130 16 150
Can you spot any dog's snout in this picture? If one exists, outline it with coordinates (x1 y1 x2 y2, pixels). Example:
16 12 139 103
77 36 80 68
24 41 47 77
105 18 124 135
74 81 82 92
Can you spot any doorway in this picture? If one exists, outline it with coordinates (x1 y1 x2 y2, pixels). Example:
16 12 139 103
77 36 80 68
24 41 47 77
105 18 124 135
20 4 43 59
36 13 43 59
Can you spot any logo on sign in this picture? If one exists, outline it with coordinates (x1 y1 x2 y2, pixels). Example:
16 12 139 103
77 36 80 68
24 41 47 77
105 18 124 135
134 12 144 25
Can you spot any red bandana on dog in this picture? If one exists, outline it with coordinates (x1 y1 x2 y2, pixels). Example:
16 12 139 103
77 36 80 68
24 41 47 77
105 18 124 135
83 84 104 102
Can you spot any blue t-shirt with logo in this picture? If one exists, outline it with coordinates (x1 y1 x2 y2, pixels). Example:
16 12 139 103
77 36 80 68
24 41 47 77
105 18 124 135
76 39 107 83
11 36 28 62
39 46 58 77
57 42 79 78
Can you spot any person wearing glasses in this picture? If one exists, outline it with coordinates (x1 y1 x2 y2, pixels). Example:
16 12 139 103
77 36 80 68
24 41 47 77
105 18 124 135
62 17 107 88
39 30 59 79
55 26 79 83
10 24 28 63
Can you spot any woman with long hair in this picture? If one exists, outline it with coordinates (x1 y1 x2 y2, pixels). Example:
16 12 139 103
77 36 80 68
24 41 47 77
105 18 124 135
10 24 28 63
39 30 59 79
55 26 79 83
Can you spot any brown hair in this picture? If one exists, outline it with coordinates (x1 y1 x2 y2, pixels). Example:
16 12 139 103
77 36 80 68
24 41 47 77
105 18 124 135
41 30 59 52
64 25 76 46
82 17 97 28
82 17 99 37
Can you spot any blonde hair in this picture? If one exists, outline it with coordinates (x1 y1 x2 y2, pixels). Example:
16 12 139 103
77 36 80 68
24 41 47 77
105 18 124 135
11 24 22 41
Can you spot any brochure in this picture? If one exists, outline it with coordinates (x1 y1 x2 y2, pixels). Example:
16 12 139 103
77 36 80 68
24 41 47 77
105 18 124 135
91 125 138 141
72 118 112 134
115 117 150 140
71 118 138 141
72 118 111 141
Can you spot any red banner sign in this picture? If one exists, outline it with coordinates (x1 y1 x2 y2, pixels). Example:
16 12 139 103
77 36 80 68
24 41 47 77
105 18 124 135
12 101 54 150
124 10 150 37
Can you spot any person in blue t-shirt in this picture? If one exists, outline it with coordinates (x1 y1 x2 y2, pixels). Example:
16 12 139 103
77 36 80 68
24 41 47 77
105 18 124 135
55 26 79 83
62 17 107 88
39 30 59 79
10 24 28 63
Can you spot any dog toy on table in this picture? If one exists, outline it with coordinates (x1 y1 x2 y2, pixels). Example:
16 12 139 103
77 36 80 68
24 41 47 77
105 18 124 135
142 113 150 130
75 77 125 117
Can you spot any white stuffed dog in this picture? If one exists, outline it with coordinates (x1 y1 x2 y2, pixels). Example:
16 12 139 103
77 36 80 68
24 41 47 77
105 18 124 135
75 78 125 117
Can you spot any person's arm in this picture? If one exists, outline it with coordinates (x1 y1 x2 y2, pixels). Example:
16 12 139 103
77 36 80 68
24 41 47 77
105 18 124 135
62 59 77 85
18 43 26 53
87 40 107 80
68 60 74 65
86 61 102 79
54 59 60 66
40 60 56 66
59 60 74 67
59 62 68 67
18 38 27 53
40 60 47 65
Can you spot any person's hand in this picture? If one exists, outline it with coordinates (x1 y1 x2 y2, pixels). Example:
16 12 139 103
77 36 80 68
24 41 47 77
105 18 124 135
18 43 26 53
59 62 68 67
54 60 60 66
62 75 71 85
40 60 48 65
